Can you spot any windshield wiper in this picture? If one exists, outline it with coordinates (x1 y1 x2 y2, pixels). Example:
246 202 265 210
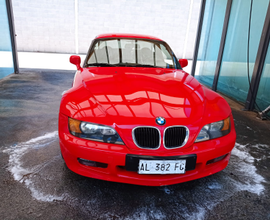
115 63 156 68
86 63 117 67
87 63 159 68
115 62 134 67
133 64 156 68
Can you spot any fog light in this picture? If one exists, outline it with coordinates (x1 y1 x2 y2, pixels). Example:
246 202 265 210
78 158 108 168
206 154 228 165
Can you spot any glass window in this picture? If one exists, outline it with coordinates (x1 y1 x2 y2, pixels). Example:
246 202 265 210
94 41 109 64
194 0 227 87
121 39 137 64
255 41 270 116
107 40 119 64
0 0 14 79
86 38 179 69
217 0 269 103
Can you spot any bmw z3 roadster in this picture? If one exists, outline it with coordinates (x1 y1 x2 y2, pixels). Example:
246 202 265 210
58 33 236 186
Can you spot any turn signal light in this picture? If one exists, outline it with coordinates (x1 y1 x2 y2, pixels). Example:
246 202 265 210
77 158 108 168
206 154 228 165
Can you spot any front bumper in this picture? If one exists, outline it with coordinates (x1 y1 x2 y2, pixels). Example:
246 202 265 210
59 114 236 186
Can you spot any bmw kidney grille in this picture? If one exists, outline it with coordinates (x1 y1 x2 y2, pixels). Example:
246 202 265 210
164 126 188 148
133 127 160 149
133 126 188 149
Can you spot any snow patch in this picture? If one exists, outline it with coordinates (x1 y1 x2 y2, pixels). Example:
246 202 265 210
189 207 206 220
127 207 166 220
253 144 269 149
207 182 222 190
231 143 265 195
161 186 173 195
3 131 65 202
232 144 254 163
25 131 58 145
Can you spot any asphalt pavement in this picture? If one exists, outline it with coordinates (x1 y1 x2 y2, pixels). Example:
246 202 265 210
0 69 270 220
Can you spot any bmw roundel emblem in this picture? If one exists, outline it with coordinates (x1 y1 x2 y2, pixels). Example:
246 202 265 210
156 117 166 126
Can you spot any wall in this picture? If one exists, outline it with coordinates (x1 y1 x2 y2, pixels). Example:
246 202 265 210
12 0 201 59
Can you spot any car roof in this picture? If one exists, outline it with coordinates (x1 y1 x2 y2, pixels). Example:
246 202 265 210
95 33 163 41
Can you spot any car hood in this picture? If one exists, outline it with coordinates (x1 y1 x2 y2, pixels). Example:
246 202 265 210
60 67 233 150
78 67 206 127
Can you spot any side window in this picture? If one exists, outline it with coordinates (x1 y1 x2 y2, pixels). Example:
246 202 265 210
160 45 174 68
155 45 167 68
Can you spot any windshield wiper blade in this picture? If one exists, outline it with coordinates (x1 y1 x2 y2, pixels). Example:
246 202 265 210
86 63 116 67
87 63 157 68
135 64 156 68
115 62 133 67
115 63 156 68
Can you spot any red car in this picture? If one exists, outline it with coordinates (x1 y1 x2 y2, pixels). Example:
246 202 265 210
59 33 236 186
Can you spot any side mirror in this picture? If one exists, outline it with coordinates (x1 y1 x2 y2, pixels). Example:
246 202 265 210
70 55 82 70
179 59 188 68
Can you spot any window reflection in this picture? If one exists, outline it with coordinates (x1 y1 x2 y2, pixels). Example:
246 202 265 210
66 65 208 121
67 89 197 119
125 91 148 100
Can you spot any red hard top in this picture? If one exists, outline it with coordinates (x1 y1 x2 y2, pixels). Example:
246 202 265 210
95 33 163 41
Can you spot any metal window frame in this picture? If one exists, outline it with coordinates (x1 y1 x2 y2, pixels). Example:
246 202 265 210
212 0 232 91
191 0 206 76
244 2 270 111
5 0 19 74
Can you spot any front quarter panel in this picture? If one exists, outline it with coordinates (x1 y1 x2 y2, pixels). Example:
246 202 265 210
202 86 232 124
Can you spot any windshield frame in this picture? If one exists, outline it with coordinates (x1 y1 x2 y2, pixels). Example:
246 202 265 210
83 37 181 70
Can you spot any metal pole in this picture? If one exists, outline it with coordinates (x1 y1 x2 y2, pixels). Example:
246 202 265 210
244 2 270 111
212 0 232 91
191 0 206 76
5 0 19 74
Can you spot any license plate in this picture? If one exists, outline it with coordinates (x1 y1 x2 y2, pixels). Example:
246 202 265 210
138 159 186 174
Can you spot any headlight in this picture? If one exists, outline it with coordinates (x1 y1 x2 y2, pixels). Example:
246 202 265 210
68 118 124 145
195 116 231 142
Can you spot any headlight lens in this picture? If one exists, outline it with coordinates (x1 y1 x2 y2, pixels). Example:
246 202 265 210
68 118 124 145
195 117 231 142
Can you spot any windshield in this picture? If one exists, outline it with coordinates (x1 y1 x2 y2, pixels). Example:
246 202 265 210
86 38 179 69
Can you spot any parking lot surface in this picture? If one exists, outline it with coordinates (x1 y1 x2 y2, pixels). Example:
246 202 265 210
0 69 270 219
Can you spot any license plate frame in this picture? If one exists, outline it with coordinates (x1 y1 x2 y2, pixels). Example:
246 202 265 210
138 159 186 174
